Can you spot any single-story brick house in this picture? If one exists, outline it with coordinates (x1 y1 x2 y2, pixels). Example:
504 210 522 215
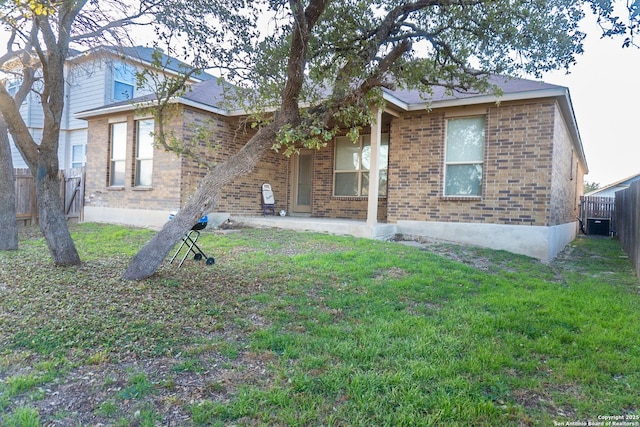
77 75 587 261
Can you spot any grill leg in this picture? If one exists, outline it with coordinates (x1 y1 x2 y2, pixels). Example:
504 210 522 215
168 229 215 268
178 230 200 267
169 235 191 265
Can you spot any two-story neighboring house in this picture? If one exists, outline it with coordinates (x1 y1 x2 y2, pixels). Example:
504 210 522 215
5 45 212 169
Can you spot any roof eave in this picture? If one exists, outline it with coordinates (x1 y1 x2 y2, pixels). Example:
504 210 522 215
74 101 147 119
383 87 588 174
74 96 232 120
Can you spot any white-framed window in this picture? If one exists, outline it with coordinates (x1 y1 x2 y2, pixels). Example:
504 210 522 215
113 61 136 101
334 133 388 197
6 77 21 97
71 144 84 168
135 119 154 187
109 122 127 186
444 116 485 196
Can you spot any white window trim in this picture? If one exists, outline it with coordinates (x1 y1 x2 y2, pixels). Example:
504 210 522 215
112 61 136 102
443 116 485 197
71 144 85 169
109 122 127 187
134 119 154 187
334 133 388 197
6 77 21 97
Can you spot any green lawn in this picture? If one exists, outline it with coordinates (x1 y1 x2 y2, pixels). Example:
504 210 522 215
1 223 638 426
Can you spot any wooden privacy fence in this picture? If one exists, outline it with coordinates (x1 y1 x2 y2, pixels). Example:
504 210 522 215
14 169 38 225
579 195 615 236
14 167 85 225
616 180 640 276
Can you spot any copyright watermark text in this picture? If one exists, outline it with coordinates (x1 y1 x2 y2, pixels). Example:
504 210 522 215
553 415 640 427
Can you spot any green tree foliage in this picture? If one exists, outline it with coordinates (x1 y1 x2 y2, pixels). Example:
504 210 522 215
585 181 601 193
0 0 248 263
124 0 635 279
588 0 640 47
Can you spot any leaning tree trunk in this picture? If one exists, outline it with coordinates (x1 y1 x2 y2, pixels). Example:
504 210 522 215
122 125 278 280
0 120 18 251
123 0 322 280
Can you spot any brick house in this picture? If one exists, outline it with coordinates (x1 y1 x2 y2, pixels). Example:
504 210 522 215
77 75 587 261
3 45 211 169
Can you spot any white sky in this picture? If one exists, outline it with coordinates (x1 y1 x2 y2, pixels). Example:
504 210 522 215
142 5 639 188
2 9 638 187
535 14 640 186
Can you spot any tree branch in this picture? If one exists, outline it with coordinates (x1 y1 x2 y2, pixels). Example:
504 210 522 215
69 1 160 42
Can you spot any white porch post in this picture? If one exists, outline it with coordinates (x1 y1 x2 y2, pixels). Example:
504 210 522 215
367 108 382 227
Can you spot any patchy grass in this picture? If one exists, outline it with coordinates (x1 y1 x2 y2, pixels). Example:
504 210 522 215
1 223 639 426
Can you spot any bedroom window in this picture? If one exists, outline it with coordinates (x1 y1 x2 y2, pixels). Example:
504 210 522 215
109 122 127 186
444 116 485 196
113 61 136 101
135 119 154 187
334 134 388 197
71 144 84 168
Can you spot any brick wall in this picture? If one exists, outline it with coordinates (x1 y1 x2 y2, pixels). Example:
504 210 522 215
84 114 182 211
85 97 584 227
178 107 289 216
86 106 294 216
387 100 564 226
549 106 583 225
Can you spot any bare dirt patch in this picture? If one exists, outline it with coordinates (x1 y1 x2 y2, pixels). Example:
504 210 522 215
17 350 275 426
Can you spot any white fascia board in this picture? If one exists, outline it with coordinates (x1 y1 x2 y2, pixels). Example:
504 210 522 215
382 91 410 111
176 98 230 116
75 102 146 119
405 87 569 111
383 87 567 112
556 88 588 173
74 96 231 120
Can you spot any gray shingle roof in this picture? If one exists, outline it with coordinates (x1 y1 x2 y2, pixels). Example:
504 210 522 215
384 74 565 106
77 73 568 119
68 45 215 81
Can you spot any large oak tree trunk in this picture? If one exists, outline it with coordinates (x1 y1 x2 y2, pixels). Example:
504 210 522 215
0 120 18 251
0 65 32 252
34 159 81 265
1 88 82 264
0 22 81 266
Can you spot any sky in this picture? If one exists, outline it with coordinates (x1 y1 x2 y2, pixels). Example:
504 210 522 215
1 8 638 187
534 14 640 187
